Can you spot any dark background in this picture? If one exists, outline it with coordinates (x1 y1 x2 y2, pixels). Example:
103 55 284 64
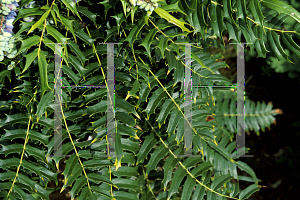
211 35 300 199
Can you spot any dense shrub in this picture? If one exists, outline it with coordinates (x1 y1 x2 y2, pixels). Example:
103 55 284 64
0 0 297 199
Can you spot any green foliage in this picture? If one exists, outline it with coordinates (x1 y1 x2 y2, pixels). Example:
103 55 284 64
247 0 300 79
0 0 294 199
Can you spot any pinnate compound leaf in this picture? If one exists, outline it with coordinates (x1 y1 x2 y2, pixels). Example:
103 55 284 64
261 0 300 23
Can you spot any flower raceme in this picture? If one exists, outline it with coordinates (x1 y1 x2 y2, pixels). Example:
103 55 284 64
127 0 160 16
0 0 20 61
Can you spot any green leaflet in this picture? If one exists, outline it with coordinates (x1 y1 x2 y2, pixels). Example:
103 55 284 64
15 7 45 22
157 99 174 126
239 184 260 199
70 176 86 200
68 40 88 65
145 88 166 117
37 50 49 97
62 64 81 85
181 176 196 199
0 144 45 161
115 99 141 119
145 137 174 176
28 8 50 35
36 90 53 121
113 191 139 200
90 186 111 198
61 0 81 20
16 35 40 56
249 0 265 28
22 48 39 74
191 52 212 75
121 138 140 154
75 29 95 45
253 24 269 58
0 172 16 181
116 112 136 126
68 54 87 79
112 12 126 35
162 146 183 190
267 30 292 63
115 71 132 82
191 162 214 177
87 100 106 116
126 79 140 100
210 174 232 190
209 3 226 44
136 132 158 165
167 109 182 134
192 184 205 200
0 70 11 83
236 161 258 183
222 0 236 26
167 157 202 199
117 123 138 138
82 88 106 105
140 28 159 58
87 173 113 185
281 32 300 57
197 3 207 38
112 178 140 192
78 6 97 25
46 25 69 44
165 50 180 76
114 131 122 171
124 17 146 47
82 158 112 169
207 140 231 160
154 7 190 33
57 12 77 41
162 1 186 15
112 166 139 177
157 36 169 59
238 19 257 55
188 0 207 37
236 0 248 24
64 109 88 121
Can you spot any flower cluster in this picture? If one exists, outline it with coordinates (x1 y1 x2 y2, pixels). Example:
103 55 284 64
0 0 20 61
127 0 160 16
